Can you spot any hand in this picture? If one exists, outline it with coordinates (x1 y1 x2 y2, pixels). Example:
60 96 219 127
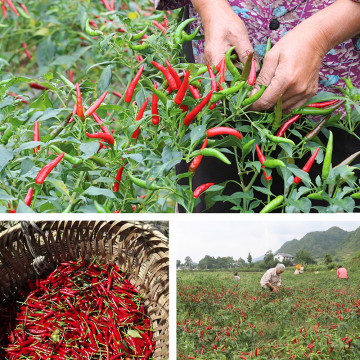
251 26 325 112
272 287 279 293
191 0 254 65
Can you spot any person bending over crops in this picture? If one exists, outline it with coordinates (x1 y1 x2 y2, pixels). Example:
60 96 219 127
155 0 360 212
260 263 285 292
337 265 348 279
234 272 240 280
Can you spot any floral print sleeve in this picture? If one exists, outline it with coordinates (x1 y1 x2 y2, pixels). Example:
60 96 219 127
154 0 191 10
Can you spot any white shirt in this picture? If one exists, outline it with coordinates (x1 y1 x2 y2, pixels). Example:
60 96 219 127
260 268 281 288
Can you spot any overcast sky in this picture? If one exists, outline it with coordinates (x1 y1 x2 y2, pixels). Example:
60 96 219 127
172 215 359 263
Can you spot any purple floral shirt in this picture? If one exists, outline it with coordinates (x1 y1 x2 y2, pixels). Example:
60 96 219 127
155 0 360 93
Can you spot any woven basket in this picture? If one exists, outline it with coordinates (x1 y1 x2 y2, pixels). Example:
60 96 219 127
0 220 169 359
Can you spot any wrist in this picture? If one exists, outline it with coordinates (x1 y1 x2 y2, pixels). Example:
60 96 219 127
191 0 233 25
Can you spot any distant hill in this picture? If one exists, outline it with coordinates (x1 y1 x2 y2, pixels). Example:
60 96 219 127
275 226 360 259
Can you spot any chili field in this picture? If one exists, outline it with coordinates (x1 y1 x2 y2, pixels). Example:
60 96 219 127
177 270 360 359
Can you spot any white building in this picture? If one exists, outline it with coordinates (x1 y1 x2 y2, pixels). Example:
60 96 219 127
274 253 294 263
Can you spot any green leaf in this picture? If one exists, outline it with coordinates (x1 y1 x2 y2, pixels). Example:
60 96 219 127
48 179 71 198
162 146 182 171
15 141 43 153
0 189 16 201
0 146 14 172
20 158 34 176
80 142 100 157
83 186 116 199
127 329 142 338
29 92 52 111
252 186 273 196
16 201 35 213
97 65 112 94
36 37 55 68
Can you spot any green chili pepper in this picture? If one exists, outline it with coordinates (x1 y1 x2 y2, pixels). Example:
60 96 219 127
128 42 149 51
58 74 75 90
174 18 196 44
128 173 161 190
266 133 295 146
321 130 333 182
240 52 253 81
304 114 331 140
264 37 272 57
241 85 266 107
260 195 284 213
1 128 14 145
85 19 103 36
18 7 31 20
180 26 201 43
0 125 7 132
225 46 241 82
50 145 83 165
350 192 360 199
262 159 286 168
152 85 168 105
209 81 245 105
94 200 109 213
131 25 149 41
241 139 255 158
89 155 107 167
272 96 282 131
192 148 231 165
307 191 324 200
292 101 343 116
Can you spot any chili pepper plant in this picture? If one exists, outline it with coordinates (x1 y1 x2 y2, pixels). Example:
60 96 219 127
1 1 360 212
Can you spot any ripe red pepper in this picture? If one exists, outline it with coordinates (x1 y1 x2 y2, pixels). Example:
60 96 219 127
152 82 159 125
152 20 166 34
216 58 226 90
4 0 18 16
207 65 217 109
174 70 190 105
76 83 85 120
85 90 108 116
113 166 124 192
293 147 320 184
206 126 242 139
188 84 201 99
193 182 215 198
1 1 7 18
33 121 40 154
92 113 110 134
136 97 149 120
180 105 189 112
86 132 115 145
255 144 272 180
305 99 339 108
69 103 77 124
9 92 28 104
22 42 31 60
24 187 33 206
124 64 145 103
113 91 123 98
29 82 47 90
276 114 301 137
100 0 112 11
183 91 213 126
131 125 140 140
68 69 73 83
166 61 181 89
151 61 177 91
247 55 257 86
35 152 65 184
189 138 208 174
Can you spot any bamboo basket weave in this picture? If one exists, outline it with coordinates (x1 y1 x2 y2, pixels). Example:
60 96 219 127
0 221 169 359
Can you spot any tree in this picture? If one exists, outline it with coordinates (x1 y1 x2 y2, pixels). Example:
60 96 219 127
237 257 246 267
198 255 216 269
264 250 275 268
176 260 181 268
247 253 252 266
184 256 193 268
324 254 333 265
295 250 316 265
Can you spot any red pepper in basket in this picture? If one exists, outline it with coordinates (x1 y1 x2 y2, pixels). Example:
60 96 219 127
293 147 320 184
85 90 108 116
152 82 159 125
124 64 145 103
35 153 65 184
255 144 271 180
206 126 242 139
193 182 215 198
86 132 115 145
183 91 213 126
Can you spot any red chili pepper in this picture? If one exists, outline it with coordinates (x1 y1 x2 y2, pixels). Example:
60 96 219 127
124 64 145 103
76 83 85 120
247 52 257 86
4 0 18 15
101 0 112 11
152 81 159 125
305 99 339 108
206 126 242 139
193 182 215 198
86 132 115 145
136 97 149 120
85 90 108 116
183 91 213 126
113 91 123 98
68 69 73 83
29 82 47 90
1 1 7 17
255 144 272 180
180 105 188 112
92 113 110 134
188 84 201 99
189 138 208 173
113 166 124 192
166 60 181 89
33 121 40 154
9 92 28 104
24 187 33 206
22 42 31 60
152 20 166 34
131 125 140 140
207 65 217 92
174 70 190 105
151 61 177 91
276 114 301 137
293 147 320 184
35 153 65 184
69 103 77 124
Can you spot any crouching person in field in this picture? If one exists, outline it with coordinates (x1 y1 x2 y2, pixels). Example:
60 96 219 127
260 264 285 292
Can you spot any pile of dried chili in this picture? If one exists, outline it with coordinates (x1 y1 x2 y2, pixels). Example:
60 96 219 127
6 259 155 359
